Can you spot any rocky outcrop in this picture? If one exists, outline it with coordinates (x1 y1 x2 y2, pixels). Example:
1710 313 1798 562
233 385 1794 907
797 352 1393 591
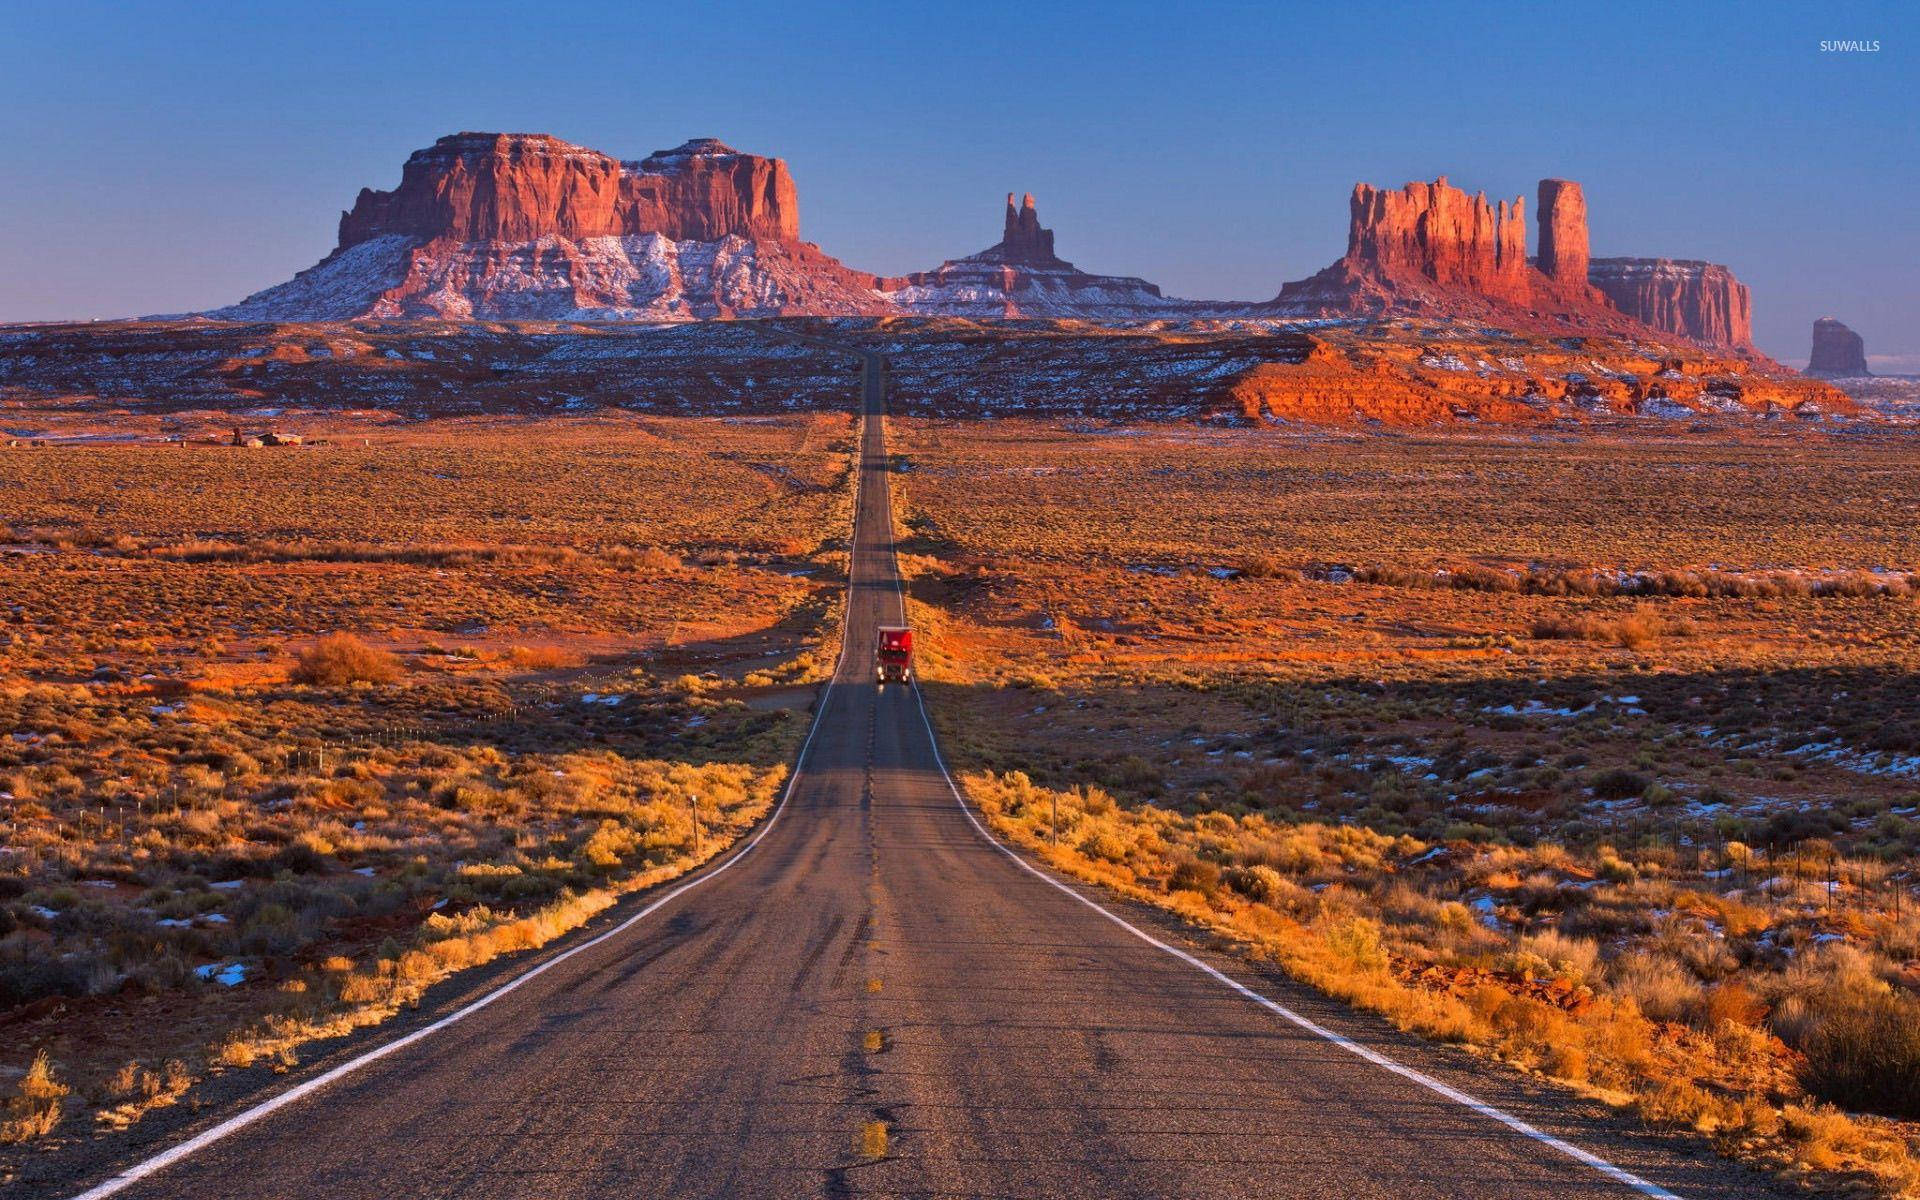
1342 176 1531 303
1221 331 1850 427
215 133 886 321
1588 259 1753 352
997 193 1056 263
1535 179 1599 300
1267 176 1642 336
879 194 1192 319
1806 317 1869 377
336 133 799 248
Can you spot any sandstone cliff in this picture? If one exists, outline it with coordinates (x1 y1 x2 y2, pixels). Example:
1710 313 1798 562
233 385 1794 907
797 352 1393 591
1342 176 1531 303
1267 176 1639 336
1806 317 1870 377
1587 259 1753 352
336 133 800 247
1265 175 1776 358
1535 179 1604 303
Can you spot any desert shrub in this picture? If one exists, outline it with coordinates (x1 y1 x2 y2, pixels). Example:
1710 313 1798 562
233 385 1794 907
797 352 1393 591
1321 916 1389 974
1775 984 1920 1119
1590 768 1650 801
1241 554 1297 580
1529 606 1690 647
1610 951 1704 1023
1077 830 1129 863
1 1051 68 1143
0 945 95 1008
1610 610 1660 649
506 644 583 670
1223 863 1285 904
272 836 329 874
1514 928 1599 986
1759 808 1845 844
1531 614 1603 640
1167 857 1220 898
292 634 401 686
1652 926 1737 981
575 820 640 871
1101 754 1164 793
1693 980 1767 1031
602 544 681 571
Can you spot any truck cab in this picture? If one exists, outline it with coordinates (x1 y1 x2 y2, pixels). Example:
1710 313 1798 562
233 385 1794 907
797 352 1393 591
876 626 913 686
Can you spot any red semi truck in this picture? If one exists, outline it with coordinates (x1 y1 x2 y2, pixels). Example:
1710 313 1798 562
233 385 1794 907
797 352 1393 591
876 626 913 685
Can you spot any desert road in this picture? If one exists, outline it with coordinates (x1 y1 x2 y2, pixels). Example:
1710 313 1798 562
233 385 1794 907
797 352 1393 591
52 347 1794 1200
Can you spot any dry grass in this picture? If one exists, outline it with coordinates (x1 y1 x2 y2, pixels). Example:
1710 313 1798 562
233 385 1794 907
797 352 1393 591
961 770 1920 1195
0 415 855 1163
1 1053 68 1144
506 644 586 670
1773 955 1920 1121
891 420 1920 569
1531 606 1698 648
899 417 1920 1197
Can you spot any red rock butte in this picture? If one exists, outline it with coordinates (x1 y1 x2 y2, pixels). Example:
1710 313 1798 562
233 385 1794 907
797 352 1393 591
1805 316 1870 377
336 133 802 248
1266 173 1756 355
1588 259 1753 353
1347 176 1532 303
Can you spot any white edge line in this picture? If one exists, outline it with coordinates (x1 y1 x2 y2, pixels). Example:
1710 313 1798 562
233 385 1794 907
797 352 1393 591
65 387 874 1200
905 690 1682 1199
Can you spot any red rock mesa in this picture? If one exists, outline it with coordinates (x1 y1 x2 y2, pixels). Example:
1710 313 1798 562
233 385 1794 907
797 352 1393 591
1805 316 1870 377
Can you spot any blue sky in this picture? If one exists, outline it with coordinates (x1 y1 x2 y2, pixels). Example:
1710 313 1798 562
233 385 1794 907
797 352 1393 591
2 0 1913 364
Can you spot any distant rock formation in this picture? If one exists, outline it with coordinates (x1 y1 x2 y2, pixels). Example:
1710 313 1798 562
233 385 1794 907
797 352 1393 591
1535 179 1602 303
997 193 1057 263
1805 317 1869 377
1261 175 1782 357
214 133 887 320
336 133 800 247
1219 331 1845 427
879 193 1191 318
203 136 1790 350
1265 176 1643 335
1344 176 1531 303
1588 259 1753 352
